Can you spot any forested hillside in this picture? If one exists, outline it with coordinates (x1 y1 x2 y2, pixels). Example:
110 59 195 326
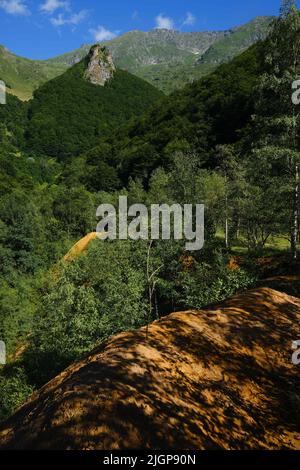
25 50 163 159
95 42 264 182
0 4 299 434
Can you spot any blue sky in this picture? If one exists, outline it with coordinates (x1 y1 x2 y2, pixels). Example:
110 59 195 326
0 0 294 59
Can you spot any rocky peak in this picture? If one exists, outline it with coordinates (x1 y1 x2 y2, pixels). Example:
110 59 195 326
84 45 115 86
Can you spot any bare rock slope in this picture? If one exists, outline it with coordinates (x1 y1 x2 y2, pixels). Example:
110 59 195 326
84 45 115 86
0 288 300 450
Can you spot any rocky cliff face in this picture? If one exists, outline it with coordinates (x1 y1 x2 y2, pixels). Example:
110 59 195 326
84 45 115 86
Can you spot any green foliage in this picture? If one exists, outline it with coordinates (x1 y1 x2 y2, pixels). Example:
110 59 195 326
245 7 300 257
0 276 39 355
83 144 121 192
1 9 300 426
26 60 163 159
25 240 149 385
51 185 95 237
0 94 27 147
93 41 264 184
0 365 33 422
181 260 256 310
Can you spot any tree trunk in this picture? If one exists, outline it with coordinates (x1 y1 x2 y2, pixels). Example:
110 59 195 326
225 176 229 250
291 163 299 259
225 215 229 250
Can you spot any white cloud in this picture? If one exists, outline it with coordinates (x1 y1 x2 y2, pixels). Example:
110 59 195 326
0 0 29 15
155 14 174 30
90 25 117 42
68 10 87 25
183 12 196 26
51 9 88 26
40 0 69 14
50 13 66 26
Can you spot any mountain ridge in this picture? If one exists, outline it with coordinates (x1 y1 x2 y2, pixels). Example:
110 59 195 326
0 16 273 99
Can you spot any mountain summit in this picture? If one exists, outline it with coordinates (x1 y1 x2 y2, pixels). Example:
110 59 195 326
84 45 115 86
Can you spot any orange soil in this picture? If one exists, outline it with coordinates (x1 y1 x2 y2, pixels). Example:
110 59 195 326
0 287 300 450
63 232 98 262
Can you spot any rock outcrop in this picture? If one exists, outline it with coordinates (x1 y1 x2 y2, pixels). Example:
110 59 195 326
0 288 300 450
84 45 115 86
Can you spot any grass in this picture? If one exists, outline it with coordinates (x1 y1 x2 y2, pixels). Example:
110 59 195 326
0 46 67 101
216 228 297 255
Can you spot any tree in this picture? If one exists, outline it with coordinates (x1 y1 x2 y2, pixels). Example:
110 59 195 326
0 191 41 273
52 186 95 238
250 6 300 258
25 240 149 385
215 144 246 249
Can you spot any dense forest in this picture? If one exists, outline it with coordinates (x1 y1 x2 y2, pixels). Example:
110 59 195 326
25 55 164 159
0 2 300 423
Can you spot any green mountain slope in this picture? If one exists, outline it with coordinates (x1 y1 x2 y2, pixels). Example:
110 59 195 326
198 16 271 66
49 29 224 69
49 16 272 93
0 46 66 100
0 17 272 99
26 47 164 159
0 93 27 149
87 41 265 183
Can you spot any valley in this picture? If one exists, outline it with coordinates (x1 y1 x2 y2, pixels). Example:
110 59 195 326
0 1 299 453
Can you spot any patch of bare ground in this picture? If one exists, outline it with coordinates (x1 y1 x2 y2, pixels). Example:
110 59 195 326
0 287 300 450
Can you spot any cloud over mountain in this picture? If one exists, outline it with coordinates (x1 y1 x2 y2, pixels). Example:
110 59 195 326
155 13 174 30
0 0 29 15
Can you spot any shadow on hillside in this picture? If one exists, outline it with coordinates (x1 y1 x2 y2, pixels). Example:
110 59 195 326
1 288 300 450
258 276 300 298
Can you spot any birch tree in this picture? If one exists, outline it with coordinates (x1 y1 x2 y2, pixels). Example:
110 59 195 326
251 1 300 258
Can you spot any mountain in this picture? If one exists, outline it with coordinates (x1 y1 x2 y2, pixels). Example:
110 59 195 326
48 29 224 71
197 15 271 66
0 17 272 99
25 45 164 159
1 286 299 450
0 45 66 100
47 16 272 94
84 41 265 184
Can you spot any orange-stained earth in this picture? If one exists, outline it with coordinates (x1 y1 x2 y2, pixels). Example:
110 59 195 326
0 287 300 450
63 232 98 262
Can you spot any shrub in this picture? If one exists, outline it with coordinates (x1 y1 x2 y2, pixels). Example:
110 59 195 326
0 365 33 423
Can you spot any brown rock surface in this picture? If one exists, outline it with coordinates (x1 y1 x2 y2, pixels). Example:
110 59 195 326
0 288 300 450
84 45 115 86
